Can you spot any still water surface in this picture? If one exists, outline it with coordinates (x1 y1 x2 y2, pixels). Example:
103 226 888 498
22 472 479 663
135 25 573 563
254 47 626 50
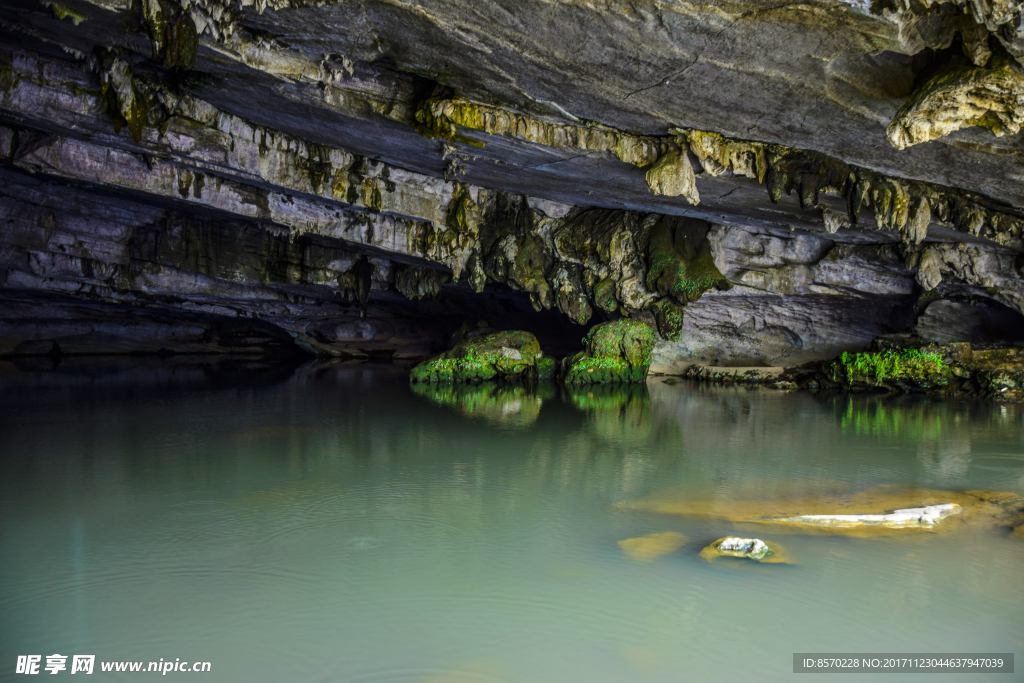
1 359 1022 682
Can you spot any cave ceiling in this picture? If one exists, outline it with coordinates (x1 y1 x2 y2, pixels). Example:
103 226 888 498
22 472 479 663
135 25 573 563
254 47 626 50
1 0 1023 360
4 0 1024 224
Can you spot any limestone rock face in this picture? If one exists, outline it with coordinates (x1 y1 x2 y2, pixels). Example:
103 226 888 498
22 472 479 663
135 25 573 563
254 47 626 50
1 0 1023 366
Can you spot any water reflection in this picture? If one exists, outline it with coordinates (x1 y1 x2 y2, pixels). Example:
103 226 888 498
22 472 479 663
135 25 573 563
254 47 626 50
411 381 659 443
1 360 1023 683
565 383 656 445
410 381 551 428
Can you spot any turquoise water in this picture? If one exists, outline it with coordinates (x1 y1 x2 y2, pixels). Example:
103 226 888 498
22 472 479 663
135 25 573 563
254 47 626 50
1 359 1022 682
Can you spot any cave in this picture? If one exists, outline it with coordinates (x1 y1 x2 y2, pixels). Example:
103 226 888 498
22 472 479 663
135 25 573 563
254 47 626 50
2 0 1024 679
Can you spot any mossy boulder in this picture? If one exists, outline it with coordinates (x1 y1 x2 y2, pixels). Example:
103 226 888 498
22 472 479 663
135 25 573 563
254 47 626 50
564 318 655 384
409 330 551 383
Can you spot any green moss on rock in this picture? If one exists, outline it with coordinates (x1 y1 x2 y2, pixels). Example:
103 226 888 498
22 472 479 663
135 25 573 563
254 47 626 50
645 217 724 304
592 277 618 314
826 348 953 389
410 330 551 384
652 298 685 342
536 355 557 380
49 3 87 25
565 318 655 384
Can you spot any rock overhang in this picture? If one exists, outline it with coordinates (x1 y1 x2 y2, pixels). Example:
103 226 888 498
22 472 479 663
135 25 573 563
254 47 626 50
1 0 1024 362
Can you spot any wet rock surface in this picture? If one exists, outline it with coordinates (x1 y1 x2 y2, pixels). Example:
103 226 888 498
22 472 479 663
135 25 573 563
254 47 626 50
775 504 962 529
699 537 792 564
616 485 1024 537
618 532 689 563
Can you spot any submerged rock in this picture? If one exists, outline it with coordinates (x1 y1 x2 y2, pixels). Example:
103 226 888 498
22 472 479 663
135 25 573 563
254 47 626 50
699 537 791 564
775 504 961 529
564 319 656 384
618 531 688 563
615 485 1024 537
409 330 550 383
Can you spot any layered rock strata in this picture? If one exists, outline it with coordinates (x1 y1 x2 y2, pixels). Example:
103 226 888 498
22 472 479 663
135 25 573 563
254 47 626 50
1 0 1024 369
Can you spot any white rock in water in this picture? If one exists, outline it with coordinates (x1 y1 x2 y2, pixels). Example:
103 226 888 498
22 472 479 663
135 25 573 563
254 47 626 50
712 537 772 560
781 504 960 528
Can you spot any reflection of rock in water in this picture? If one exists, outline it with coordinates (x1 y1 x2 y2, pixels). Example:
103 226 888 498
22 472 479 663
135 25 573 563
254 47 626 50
566 383 653 444
410 381 544 428
618 531 688 562
917 438 972 479
838 395 979 480
838 396 952 441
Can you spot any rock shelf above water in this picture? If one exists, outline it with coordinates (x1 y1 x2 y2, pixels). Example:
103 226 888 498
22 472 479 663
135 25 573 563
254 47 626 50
684 340 1024 402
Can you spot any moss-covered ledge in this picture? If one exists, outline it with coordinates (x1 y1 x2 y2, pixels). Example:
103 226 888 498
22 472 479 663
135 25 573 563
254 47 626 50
684 338 1024 401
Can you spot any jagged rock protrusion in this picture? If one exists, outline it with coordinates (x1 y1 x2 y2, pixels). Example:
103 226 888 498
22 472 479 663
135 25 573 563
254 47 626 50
887 54 1024 149
393 264 449 301
415 98 666 166
644 148 699 205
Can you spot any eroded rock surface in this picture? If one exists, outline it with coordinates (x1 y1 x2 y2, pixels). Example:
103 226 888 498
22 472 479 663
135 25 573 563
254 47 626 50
1 0 1023 367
